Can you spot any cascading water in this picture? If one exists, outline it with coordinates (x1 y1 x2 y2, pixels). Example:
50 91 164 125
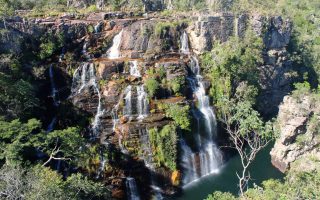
46 117 57 133
49 65 59 107
180 31 190 54
180 33 223 185
71 63 104 138
96 150 106 179
82 41 90 60
107 29 123 59
126 177 141 200
123 85 133 117
136 85 149 119
46 65 59 133
94 21 103 33
129 61 141 77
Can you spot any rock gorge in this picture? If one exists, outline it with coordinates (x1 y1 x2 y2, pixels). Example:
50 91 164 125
1 9 305 200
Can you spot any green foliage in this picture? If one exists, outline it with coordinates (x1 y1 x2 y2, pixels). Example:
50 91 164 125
0 118 42 165
201 30 263 109
87 24 94 33
168 76 185 95
172 0 206 11
244 170 320 200
292 81 311 99
145 77 160 98
148 124 177 171
39 32 64 60
0 57 39 120
0 118 86 167
164 103 190 131
0 164 110 200
206 191 236 200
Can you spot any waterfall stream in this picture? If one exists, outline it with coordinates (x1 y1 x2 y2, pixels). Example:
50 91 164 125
129 61 141 77
46 65 59 133
180 33 223 185
71 63 104 138
108 29 123 59
126 177 141 200
123 85 133 117
49 65 59 107
180 31 190 54
136 85 149 120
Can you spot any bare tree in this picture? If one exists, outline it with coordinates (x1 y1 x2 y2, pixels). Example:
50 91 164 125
219 92 274 195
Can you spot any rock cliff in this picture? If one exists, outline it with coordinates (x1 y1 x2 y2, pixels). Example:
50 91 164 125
271 94 320 172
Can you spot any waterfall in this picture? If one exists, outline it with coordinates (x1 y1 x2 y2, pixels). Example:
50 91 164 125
49 65 59 107
96 150 106 179
82 41 90 59
129 61 141 77
94 21 103 33
123 85 133 117
71 63 104 138
107 29 123 59
179 36 223 184
180 31 190 54
46 117 57 133
181 55 223 185
126 177 141 200
136 85 149 119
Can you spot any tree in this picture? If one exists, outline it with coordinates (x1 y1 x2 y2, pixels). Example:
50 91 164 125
0 164 110 200
218 83 274 195
0 118 85 167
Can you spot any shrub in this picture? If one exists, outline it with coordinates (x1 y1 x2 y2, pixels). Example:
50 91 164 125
292 81 311 99
148 124 177 171
165 104 190 131
145 77 160 98
168 76 185 95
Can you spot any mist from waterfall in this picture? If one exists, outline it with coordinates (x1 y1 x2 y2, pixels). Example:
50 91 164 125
71 63 104 138
180 33 223 185
126 177 141 200
107 29 123 59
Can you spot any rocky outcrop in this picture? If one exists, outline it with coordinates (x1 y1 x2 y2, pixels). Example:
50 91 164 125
270 95 320 172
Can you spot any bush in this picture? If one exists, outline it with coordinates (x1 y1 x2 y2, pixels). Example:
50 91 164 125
165 104 190 131
292 81 311 99
168 76 185 95
39 32 64 60
148 124 178 171
145 77 160 98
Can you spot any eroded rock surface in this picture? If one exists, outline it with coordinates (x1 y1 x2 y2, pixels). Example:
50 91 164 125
271 95 320 172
